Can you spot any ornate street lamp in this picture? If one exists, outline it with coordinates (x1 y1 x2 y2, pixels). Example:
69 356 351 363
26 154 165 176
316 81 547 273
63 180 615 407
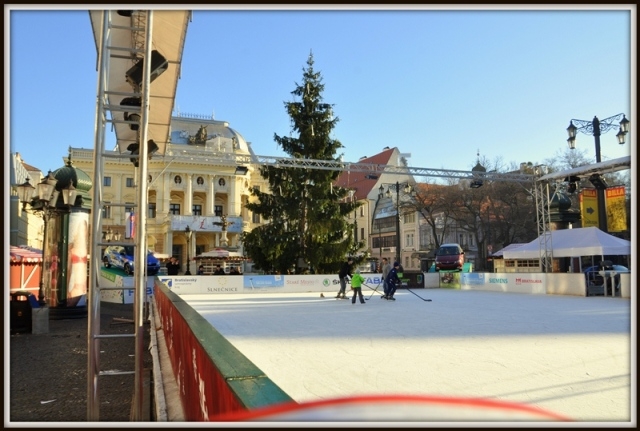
16 171 76 305
384 181 413 264
185 225 193 275
565 113 630 232
376 185 385 263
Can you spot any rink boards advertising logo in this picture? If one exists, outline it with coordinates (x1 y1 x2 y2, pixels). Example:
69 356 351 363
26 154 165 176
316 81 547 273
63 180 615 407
488 277 508 284
462 273 485 286
244 275 284 289
515 277 542 285
365 276 383 285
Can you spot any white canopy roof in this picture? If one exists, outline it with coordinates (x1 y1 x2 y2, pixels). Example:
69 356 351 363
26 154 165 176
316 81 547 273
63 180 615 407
502 227 630 259
196 249 244 259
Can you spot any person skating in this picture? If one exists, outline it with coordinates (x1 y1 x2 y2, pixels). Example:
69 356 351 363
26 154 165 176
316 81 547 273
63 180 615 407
336 257 354 298
381 257 391 300
384 261 402 300
350 269 366 304
213 265 226 275
166 257 180 275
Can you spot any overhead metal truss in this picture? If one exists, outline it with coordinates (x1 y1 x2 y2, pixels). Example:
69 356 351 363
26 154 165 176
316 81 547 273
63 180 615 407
167 150 537 183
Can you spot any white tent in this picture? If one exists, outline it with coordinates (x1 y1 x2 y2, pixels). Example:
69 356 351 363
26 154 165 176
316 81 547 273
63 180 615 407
502 227 630 259
195 249 244 259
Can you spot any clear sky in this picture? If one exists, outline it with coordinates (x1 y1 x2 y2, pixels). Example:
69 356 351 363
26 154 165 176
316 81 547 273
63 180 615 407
6 5 635 178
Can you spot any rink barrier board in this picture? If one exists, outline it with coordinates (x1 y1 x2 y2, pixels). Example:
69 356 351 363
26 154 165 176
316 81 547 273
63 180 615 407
154 280 294 420
156 272 630 298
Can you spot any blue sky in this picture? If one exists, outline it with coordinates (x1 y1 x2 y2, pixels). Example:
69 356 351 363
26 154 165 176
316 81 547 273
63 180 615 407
7 6 635 179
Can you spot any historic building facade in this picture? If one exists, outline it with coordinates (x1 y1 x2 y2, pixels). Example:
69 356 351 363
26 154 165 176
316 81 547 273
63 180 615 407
68 113 269 273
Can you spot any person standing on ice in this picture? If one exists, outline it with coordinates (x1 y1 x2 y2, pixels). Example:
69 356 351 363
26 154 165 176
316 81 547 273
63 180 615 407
381 257 391 299
350 269 366 304
336 257 354 298
384 262 402 301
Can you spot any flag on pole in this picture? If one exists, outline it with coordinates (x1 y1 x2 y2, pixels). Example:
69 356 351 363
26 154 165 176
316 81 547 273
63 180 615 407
126 211 136 239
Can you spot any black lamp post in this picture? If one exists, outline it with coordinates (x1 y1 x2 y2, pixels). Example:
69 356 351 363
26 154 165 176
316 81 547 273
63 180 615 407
16 172 77 305
377 186 385 264
566 114 630 233
384 181 413 265
184 225 192 275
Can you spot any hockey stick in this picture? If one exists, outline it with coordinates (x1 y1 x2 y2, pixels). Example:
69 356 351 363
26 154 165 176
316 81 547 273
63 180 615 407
363 282 383 300
404 286 432 302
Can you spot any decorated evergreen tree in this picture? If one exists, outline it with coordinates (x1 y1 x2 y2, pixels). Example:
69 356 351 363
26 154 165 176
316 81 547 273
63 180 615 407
243 53 361 274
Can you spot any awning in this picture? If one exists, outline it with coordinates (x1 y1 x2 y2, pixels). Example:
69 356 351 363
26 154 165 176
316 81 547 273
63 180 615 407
195 249 245 260
10 246 43 263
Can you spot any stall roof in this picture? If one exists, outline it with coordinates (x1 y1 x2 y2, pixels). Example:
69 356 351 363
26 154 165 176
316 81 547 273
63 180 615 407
502 227 630 259
491 243 526 258
10 246 43 263
195 249 244 260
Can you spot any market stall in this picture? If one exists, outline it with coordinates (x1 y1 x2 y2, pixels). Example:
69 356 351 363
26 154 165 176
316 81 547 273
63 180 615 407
194 249 246 275
10 245 43 297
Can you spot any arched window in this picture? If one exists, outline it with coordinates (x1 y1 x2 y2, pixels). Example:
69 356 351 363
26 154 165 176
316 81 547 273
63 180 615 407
218 178 226 186
174 175 182 184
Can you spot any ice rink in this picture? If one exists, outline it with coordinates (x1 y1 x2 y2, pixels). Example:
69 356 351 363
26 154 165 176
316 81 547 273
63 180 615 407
178 287 634 424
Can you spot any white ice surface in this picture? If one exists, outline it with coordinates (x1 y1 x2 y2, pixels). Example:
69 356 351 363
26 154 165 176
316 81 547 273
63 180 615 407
180 288 634 423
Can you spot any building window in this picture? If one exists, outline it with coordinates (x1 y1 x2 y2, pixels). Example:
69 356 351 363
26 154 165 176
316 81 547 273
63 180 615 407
214 205 223 217
252 212 260 224
192 204 202 216
403 212 415 224
125 203 134 215
218 178 226 186
102 202 111 219
406 233 414 247
174 175 182 184
170 203 181 215
148 203 156 219
104 176 112 187
360 227 365 242
126 177 135 188
253 185 260 193
373 235 397 249
197 176 204 185
360 206 365 217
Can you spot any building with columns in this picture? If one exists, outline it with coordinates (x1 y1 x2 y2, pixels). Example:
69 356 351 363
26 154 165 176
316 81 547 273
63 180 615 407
68 113 269 274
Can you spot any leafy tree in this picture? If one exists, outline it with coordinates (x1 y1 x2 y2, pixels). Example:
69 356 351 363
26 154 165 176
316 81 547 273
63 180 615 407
243 53 361 274
409 182 454 249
